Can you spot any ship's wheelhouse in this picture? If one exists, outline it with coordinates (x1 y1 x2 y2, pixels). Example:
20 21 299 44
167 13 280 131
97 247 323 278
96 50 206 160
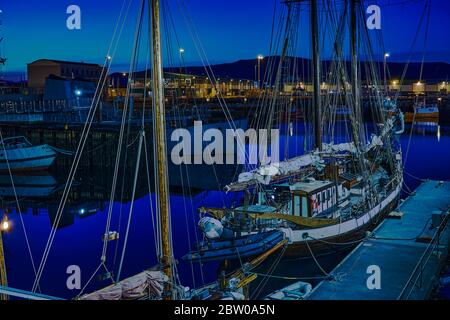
289 180 337 218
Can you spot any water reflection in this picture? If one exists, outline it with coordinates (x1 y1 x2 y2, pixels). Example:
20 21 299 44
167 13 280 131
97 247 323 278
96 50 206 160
0 173 58 198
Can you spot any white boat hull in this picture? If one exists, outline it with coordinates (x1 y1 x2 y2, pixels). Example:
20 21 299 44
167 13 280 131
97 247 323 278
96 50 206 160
0 144 57 171
241 179 402 255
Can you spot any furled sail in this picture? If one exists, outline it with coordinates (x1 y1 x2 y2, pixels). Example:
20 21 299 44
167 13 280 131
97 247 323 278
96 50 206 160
79 271 167 300
227 153 322 191
226 116 398 191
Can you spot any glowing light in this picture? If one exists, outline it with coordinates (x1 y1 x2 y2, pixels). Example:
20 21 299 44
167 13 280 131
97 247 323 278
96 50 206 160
437 125 441 142
257 54 264 60
1 217 9 232
74 89 82 96
179 48 185 53
384 53 390 58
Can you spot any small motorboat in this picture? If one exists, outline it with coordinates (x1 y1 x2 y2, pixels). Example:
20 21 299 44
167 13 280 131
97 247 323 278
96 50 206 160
405 103 439 123
0 136 57 172
182 230 285 263
265 281 312 300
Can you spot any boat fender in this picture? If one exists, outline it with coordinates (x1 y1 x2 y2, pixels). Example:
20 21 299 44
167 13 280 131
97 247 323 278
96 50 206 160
227 278 240 290
279 228 293 244
297 282 313 296
198 217 223 240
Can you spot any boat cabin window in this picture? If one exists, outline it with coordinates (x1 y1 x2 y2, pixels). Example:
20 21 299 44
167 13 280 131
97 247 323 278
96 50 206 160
290 181 338 218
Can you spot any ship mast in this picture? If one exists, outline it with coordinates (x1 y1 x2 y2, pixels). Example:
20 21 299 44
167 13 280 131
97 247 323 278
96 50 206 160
310 0 322 150
350 0 361 150
149 0 173 299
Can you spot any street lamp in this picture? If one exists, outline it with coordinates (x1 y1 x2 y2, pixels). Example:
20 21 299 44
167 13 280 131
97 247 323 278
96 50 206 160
257 55 264 89
1 216 9 232
179 48 185 67
178 48 185 95
384 53 390 93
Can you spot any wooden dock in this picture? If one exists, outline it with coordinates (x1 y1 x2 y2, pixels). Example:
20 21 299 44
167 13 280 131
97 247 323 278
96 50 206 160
307 180 450 300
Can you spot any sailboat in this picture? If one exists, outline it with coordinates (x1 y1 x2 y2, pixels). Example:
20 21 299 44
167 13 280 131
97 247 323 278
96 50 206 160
0 0 259 301
77 0 276 300
184 0 405 262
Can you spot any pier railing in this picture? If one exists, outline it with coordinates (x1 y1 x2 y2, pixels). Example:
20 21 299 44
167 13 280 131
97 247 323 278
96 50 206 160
0 98 124 123
397 209 450 300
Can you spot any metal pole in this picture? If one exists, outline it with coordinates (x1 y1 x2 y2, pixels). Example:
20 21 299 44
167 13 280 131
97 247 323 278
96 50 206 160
0 285 64 300
257 58 261 89
0 230 8 300
310 0 322 150
149 0 173 299
383 55 387 93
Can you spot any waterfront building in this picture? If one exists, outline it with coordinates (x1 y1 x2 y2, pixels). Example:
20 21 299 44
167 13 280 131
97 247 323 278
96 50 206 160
27 59 102 89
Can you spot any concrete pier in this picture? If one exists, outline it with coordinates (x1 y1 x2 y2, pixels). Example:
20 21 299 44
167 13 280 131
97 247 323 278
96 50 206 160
308 180 450 300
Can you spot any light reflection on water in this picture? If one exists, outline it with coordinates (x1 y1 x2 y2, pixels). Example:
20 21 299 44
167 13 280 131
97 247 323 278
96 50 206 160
1 120 449 299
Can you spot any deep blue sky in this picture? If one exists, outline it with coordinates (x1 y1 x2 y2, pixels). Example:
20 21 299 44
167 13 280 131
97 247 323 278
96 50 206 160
1 0 449 77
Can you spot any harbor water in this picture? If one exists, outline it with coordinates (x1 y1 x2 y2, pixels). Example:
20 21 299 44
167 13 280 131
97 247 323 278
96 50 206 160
1 120 449 299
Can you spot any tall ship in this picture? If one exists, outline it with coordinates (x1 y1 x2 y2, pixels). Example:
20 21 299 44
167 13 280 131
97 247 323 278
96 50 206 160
184 0 405 263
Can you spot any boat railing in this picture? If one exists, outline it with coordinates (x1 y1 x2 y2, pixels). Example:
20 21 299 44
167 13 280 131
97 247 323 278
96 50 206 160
397 208 450 300
0 136 33 147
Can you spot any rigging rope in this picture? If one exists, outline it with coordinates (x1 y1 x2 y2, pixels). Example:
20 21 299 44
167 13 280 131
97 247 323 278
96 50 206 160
32 0 134 293
0 129 41 292
305 237 329 277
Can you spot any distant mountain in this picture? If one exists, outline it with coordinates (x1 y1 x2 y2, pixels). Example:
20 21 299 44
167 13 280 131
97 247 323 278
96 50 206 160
164 56 450 83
